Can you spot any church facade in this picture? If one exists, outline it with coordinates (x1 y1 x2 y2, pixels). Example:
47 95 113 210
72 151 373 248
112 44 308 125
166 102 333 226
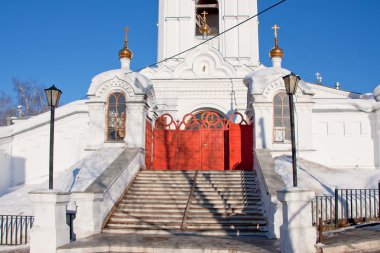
1 0 379 193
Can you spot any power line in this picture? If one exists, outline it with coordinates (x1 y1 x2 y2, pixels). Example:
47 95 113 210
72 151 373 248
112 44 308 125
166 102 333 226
76 0 286 101
138 0 287 71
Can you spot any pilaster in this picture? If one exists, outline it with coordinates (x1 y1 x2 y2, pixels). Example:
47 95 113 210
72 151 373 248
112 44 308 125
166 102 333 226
85 100 106 150
125 96 149 148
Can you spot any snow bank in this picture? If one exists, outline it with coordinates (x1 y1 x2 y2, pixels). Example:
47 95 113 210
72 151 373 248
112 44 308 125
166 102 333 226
0 148 124 215
275 156 380 195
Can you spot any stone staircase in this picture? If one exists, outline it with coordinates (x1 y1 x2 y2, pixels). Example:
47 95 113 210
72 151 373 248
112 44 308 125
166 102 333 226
103 170 268 237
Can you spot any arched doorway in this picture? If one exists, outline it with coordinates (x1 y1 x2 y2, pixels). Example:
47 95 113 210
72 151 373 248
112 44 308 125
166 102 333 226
151 110 253 170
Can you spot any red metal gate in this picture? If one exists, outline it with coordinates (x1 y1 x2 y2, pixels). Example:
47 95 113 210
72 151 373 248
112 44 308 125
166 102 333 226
151 111 253 170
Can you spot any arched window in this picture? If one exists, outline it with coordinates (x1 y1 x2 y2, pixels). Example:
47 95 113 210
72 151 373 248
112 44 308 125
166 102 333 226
107 92 126 141
273 92 291 142
195 0 219 36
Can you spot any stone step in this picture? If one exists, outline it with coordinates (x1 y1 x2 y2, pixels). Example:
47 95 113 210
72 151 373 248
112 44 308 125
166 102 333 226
187 219 266 225
198 174 256 178
192 189 260 194
124 195 189 201
124 192 260 199
191 199 261 205
128 189 191 196
108 217 183 225
186 224 268 230
113 210 184 216
139 171 196 175
118 203 187 209
118 203 260 211
193 193 261 199
132 180 257 185
103 228 268 237
111 212 184 219
188 209 264 216
129 185 258 191
105 223 181 230
188 206 263 213
188 214 265 220
115 205 262 214
132 180 258 186
189 203 262 210
121 199 188 204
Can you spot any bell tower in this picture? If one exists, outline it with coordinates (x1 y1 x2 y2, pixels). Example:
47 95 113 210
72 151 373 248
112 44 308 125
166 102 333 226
157 0 260 68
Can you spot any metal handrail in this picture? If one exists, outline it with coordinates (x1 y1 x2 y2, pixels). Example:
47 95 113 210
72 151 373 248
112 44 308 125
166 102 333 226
181 171 199 229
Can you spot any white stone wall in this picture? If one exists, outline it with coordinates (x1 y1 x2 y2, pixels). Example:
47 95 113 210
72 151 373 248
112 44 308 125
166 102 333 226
0 101 89 192
309 111 376 169
152 79 247 121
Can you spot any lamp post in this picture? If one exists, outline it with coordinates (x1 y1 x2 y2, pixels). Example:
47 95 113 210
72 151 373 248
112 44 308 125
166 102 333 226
283 73 301 187
44 85 62 189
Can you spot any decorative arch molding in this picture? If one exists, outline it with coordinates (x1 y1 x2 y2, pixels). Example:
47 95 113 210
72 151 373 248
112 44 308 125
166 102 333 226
173 46 235 78
261 78 313 101
140 44 241 79
95 77 136 101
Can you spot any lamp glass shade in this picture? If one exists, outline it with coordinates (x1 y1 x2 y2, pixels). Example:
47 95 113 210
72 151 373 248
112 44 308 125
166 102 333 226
45 85 62 107
283 73 301 95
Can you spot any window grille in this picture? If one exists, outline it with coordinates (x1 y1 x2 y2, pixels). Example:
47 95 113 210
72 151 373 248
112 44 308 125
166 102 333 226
106 92 126 141
273 92 291 142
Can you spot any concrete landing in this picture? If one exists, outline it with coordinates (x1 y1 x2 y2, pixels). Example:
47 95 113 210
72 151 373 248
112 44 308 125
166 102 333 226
317 223 380 253
57 233 279 253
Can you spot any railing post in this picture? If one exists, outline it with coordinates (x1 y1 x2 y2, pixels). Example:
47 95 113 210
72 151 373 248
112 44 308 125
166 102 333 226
277 188 316 253
378 181 380 219
335 188 339 228
317 217 323 243
29 190 70 253
71 192 103 239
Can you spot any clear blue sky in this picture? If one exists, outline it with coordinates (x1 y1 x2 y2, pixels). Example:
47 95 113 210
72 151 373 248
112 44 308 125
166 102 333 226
0 0 379 105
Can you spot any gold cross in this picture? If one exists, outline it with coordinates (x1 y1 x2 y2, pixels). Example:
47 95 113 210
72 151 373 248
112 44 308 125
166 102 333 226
124 27 129 42
201 11 208 20
272 24 280 38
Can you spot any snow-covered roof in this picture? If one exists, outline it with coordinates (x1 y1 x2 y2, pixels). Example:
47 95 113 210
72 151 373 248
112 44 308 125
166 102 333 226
243 64 314 96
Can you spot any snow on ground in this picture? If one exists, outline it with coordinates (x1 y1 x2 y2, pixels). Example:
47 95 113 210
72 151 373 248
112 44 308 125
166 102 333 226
0 148 124 215
275 156 380 195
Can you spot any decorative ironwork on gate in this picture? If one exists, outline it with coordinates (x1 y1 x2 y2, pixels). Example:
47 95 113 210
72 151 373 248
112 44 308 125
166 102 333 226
155 111 249 130
152 111 253 171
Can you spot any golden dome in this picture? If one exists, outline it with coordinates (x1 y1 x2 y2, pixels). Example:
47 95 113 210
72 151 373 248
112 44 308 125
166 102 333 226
119 42 133 60
200 24 210 35
270 46 284 59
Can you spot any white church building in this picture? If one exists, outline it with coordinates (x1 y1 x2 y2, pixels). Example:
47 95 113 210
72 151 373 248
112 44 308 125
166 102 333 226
1 0 378 193
0 0 380 251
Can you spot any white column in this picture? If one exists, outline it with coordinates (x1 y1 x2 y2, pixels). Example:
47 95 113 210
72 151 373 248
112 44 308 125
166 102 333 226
29 190 71 253
86 100 106 150
71 192 103 239
253 104 272 149
125 98 149 148
373 104 380 169
277 187 316 253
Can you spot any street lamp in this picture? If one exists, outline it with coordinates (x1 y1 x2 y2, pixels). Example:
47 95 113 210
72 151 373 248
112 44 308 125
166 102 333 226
283 73 301 187
44 85 62 189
